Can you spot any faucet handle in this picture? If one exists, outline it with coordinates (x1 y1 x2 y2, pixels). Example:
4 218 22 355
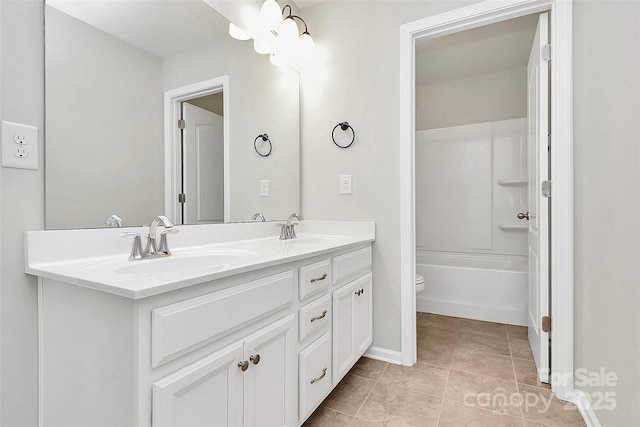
119 232 144 261
276 223 288 240
157 229 179 256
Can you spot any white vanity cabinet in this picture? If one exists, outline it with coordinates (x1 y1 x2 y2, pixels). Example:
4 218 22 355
32 231 373 427
153 314 296 427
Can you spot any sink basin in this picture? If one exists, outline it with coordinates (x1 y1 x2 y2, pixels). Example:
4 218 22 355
115 254 244 274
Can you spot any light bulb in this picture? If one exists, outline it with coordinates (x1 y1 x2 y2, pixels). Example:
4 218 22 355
277 17 299 57
228 23 251 41
298 32 315 60
260 0 283 31
254 38 272 54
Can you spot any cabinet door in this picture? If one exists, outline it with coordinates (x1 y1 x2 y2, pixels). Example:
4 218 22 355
243 314 296 427
152 341 244 427
332 280 356 384
354 273 373 356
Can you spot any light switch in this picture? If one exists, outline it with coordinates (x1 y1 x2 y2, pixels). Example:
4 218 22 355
2 120 39 170
260 179 269 197
340 174 352 195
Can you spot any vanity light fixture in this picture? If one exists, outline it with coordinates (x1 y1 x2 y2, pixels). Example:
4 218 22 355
228 1 315 68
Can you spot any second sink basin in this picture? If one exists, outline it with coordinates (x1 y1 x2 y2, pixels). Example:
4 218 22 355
114 249 257 275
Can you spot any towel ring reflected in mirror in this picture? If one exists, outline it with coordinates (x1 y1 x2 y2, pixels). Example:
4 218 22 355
332 121 356 148
254 134 272 157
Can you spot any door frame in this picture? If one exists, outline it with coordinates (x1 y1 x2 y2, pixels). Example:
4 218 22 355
399 0 574 401
163 76 230 223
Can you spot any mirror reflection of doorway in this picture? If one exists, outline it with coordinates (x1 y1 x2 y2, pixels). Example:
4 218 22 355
180 92 224 225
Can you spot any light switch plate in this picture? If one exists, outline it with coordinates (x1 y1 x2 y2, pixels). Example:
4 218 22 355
2 120 39 170
260 179 269 197
340 174 352 195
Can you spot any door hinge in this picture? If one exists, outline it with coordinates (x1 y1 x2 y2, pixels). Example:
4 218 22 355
542 316 551 333
541 44 551 62
178 193 186 204
177 119 185 130
541 180 552 198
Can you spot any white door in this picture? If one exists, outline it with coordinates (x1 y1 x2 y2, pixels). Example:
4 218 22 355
354 273 373 357
182 102 224 224
526 12 550 383
152 341 244 427
332 280 356 384
243 314 296 427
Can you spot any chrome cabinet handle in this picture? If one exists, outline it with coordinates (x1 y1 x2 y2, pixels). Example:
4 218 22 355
310 367 327 384
250 354 261 365
517 212 530 220
238 360 249 372
310 273 327 283
310 310 328 323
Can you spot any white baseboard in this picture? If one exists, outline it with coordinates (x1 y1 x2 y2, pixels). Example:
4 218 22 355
364 346 402 365
572 389 601 427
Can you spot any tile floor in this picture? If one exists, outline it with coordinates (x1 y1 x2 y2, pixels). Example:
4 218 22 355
303 313 586 427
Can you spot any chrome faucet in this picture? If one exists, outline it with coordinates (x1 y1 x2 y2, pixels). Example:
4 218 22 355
120 215 179 261
145 215 177 256
251 213 266 222
279 213 303 240
105 214 124 227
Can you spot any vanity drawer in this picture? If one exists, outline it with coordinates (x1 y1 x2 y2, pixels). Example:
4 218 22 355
299 294 331 341
299 332 332 422
299 259 331 300
151 271 294 367
332 246 372 284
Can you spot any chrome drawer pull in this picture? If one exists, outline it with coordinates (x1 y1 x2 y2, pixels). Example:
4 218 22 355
310 367 327 384
238 361 249 372
310 273 327 283
310 310 328 323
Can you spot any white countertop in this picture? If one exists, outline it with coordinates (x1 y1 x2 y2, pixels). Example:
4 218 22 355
25 221 375 299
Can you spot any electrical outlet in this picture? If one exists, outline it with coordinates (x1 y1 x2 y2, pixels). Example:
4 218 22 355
2 120 39 169
340 174 352 195
260 179 269 197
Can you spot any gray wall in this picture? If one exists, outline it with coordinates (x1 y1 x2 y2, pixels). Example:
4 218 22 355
1 1 43 425
573 0 640 425
1 1 639 425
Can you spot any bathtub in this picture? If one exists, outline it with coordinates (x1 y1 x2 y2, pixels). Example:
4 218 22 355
416 251 528 326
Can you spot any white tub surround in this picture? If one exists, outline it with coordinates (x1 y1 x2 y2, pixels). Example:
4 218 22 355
27 220 374 426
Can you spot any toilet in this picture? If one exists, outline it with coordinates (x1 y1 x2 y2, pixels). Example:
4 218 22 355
416 273 425 294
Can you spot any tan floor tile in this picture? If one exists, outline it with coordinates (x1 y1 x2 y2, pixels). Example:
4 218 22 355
322 373 376 416
444 370 521 418
513 357 551 389
349 356 388 380
507 324 529 341
456 331 511 356
417 338 455 367
450 348 515 381
524 421 553 427
510 339 534 360
460 318 508 338
351 381 440 427
417 324 459 346
438 398 524 427
379 360 448 397
417 313 461 332
302 406 353 427
518 385 586 427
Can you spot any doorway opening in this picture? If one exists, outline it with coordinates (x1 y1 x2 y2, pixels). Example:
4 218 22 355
163 76 230 225
399 0 574 402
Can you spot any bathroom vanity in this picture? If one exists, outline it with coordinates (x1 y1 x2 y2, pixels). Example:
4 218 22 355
25 221 374 426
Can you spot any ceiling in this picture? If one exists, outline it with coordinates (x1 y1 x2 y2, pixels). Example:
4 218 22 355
416 14 539 86
46 0 229 58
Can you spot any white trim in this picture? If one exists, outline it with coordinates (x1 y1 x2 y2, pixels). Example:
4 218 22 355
399 0 574 400
37 279 44 427
163 76 230 224
363 346 402 365
572 389 602 427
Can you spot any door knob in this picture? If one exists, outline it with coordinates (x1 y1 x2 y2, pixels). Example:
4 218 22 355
238 360 249 371
517 212 530 221
250 354 261 365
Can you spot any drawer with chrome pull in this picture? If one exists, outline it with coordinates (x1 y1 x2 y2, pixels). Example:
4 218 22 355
298 259 331 301
299 332 332 421
299 294 331 341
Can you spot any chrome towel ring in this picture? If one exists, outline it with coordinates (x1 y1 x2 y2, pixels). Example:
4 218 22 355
332 122 355 148
254 134 272 157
